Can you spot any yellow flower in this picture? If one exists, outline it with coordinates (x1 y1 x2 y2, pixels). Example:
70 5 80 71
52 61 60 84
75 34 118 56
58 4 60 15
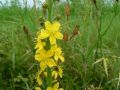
36 75 42 86
35 49 56 70
36 71 43 86
35 40 46 50
35 87 42 90
47 82 64 90
35 31 46 50
40 21 63 44
35 49 53 62
52 66 63 79
51 45 64 62
40 58 56 71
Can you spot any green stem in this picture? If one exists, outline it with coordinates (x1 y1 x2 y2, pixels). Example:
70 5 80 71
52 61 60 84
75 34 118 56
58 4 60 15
47 0 53 87
47 67 52 87
48 0 53 21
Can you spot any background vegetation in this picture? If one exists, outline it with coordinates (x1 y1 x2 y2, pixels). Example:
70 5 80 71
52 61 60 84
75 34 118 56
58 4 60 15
0 0 120 90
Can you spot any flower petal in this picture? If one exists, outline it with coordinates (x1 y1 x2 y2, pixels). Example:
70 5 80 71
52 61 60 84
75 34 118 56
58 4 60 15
53 21 61 31
47 87 53 90
40 61 47 70
54 55 59 61
35 41 45 50
59 55 64 62
55 31 63 40
35 54 41 62
35 87 42 90
45 21 52 30
53 82 59 89
47 59 56 68
46 50 54 58
49 35 56 44
36 77 42 86
40 30 50 39
59 88 64 90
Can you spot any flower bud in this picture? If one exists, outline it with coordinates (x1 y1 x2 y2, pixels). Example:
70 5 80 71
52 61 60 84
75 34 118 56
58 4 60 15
39 17 45 27
42 2 48 16
65 3 70 17
73 25 79 36
70 25 79 40
54 14 61 21
42 2 48 9
63 32 69 42
23 26 29 35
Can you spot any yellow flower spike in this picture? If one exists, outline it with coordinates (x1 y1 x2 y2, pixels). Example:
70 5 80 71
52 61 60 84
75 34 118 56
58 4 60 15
47 82 64 90
35 20 64 90
40 21 63 44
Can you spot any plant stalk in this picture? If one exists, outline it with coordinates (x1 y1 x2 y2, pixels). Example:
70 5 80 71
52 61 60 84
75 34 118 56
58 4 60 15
47 0 53 87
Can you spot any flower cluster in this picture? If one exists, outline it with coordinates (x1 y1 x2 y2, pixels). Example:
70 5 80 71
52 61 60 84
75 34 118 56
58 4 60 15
35 21 64 90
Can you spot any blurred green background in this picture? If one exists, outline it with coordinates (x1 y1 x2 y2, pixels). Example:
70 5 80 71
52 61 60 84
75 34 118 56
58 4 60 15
0 0 120 90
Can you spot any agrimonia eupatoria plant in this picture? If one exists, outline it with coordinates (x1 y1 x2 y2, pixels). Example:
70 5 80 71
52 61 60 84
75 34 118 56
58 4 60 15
34 21 64 90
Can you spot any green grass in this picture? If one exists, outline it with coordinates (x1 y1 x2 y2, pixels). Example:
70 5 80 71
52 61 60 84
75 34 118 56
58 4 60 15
0 0 120 90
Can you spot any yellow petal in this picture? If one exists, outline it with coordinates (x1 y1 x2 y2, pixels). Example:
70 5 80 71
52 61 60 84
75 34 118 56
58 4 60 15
40 30 50 39
54 55 59 61
36 77 42 86
47 87 53 90
35 41 45 50
52 71 55 77
55 31 63 39
59 71 63 78
53 82 59 89
35 49 46 61
59 88 64 90
46 50 54 58
35 54 41 62
45 21 52 31
52 21 61 31
40 61 47 70
52 71 58 79
35 87 42 90
47 59 56 68
59 55 64 62
59 67 63 78
49 35 56 44
55 72 58 79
